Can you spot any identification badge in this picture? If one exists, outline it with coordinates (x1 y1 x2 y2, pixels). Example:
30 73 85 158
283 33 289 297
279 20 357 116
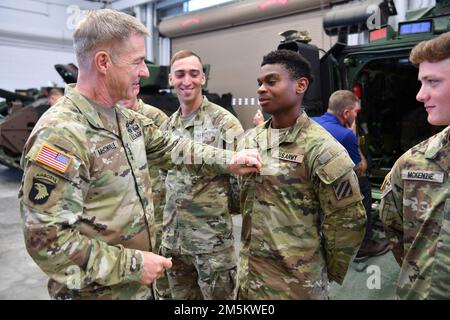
95 141 118 156
272 151 304 163
401 170 444 183
35 143 72 173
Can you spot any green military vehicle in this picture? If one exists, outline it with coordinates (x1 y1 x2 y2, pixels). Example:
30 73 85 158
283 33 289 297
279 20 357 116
0 63 233 170
279 0 449 207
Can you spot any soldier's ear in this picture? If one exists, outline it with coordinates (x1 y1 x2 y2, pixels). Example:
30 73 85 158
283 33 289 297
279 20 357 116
94 51 110 75
296 77 309 95
201 73 206 86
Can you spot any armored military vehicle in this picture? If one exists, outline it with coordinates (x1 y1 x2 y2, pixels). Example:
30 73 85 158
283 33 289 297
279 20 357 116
0 88 54 169
0 62 233 170
281 0 449 203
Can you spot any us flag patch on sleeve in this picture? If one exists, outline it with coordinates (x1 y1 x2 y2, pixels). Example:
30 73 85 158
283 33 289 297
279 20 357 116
35 143 72 173
333 179 353 200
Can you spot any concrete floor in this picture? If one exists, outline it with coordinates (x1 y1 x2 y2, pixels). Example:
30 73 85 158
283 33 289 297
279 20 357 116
0 164 48 299
0 163 400 300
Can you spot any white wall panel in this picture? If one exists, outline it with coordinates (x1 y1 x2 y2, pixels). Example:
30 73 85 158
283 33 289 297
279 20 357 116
172 9 333 129
0 45 76 92
0 0 98 94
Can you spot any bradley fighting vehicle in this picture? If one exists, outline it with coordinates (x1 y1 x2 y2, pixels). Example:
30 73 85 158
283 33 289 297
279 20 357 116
0 63 235 169
280 0 449 206
0 62 233 170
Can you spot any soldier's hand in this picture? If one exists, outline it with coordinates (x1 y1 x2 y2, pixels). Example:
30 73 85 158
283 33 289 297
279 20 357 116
228 149 262 175
345 119 357 134
140 251 172 285
253 109 264 126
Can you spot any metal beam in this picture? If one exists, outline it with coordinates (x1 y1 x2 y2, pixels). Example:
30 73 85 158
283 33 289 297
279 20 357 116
33 0 104 9
109 0 157 11
156 0 186 10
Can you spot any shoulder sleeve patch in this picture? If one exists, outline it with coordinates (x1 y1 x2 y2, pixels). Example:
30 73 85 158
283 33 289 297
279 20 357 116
333 179 353 200
381 172 393 199
35 143 72 173
316 151 353 185
318 151 333 165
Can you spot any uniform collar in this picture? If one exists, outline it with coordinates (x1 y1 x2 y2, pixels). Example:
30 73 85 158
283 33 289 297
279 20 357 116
169 96 210 129
135 98 145 114
424 126 450 159
254 111 308 141
252 111 309 150
64 84 128 131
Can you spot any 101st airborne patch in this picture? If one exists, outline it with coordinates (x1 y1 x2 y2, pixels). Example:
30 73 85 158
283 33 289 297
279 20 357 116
28 172 58 205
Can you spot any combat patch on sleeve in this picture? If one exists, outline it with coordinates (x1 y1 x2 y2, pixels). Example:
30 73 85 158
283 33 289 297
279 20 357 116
34 143 72 174
28 172 59 205
332 179 353 200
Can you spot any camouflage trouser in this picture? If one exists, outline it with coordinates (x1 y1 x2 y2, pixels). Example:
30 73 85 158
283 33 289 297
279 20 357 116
161 246 237 300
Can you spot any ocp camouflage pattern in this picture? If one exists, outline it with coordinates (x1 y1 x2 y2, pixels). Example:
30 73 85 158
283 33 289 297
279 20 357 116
380 126 450 300
237 112 366 300
159 97 243 255
18 85 232 299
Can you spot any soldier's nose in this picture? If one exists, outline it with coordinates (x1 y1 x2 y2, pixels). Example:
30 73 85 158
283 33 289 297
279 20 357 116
416 86 428 102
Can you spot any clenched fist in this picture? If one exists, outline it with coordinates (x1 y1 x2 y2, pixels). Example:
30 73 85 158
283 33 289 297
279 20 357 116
140 251 172 285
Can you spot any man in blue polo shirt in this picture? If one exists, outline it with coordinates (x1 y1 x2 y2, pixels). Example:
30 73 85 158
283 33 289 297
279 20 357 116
313 90 391 262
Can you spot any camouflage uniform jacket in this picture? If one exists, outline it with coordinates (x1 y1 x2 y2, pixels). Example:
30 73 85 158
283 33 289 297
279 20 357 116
18 86 232 299
135 99 168 252
237 112 366 299
380 126 450 300
159 97 243 254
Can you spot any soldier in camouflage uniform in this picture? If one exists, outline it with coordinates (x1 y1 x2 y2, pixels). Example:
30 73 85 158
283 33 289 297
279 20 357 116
380 31 450 300
119 95 171 299
237 50 366 299
18 9 261 300
159 50 243 300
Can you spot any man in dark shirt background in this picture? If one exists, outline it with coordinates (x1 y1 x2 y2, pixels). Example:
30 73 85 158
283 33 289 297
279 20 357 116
313 90 391 262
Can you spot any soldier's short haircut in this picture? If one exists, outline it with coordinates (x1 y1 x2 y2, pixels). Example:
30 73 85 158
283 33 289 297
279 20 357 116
410 31 450 65
261 49 313 83
328 90 359 115
73 9 149 70
170 50 203 67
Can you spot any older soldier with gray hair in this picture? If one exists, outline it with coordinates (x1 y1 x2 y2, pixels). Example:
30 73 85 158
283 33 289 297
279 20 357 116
380 31 450 300
18 9 261 300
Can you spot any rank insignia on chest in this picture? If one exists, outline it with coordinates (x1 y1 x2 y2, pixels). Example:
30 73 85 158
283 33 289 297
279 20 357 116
28 173 58 205
126 119 143 141
35 144 72 173
333 179 353 200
